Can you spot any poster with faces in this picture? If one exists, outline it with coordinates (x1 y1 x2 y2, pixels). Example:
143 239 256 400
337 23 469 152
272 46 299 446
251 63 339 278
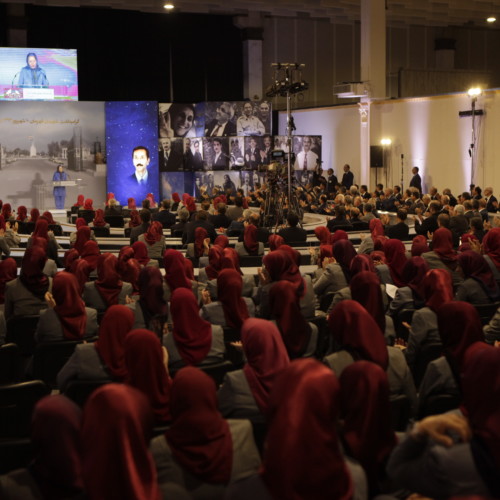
158 102 204 138
158 137 183 172
183 137 204 171
292 135 322 171
202 137 229 170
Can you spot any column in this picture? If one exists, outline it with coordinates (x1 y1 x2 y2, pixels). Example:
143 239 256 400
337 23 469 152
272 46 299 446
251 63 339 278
359 100 371 186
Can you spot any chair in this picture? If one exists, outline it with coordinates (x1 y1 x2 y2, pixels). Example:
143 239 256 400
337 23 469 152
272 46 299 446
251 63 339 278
418 393 461 420
16 221 30 235
474 302 500 325
0 380 50 438
351 220 369 231
124 227 132 238
239 255 263 267
319 292 335 313
6 315 40 357
48 224 63 236
171 228 184 237
104 215 125 228
198 360 235 387
412 342 443 389
23 221 35 234
92 226 110 237
389 394 411 432
77 210 95 224
0 343 21 384
64 379 110 408
33 341 83 389
394 308 415 342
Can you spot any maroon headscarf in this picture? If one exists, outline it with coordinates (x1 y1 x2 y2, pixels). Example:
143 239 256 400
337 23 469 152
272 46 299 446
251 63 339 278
318 244 333 266
170 288 213 366
183 259 195 280
279 244 301 266
217 269 249 329
73 226 91 255
138 267 168 329
95 305 135 381
165 367 233 484
422 269 454 312
185 196 196 213
95 253 123 306
69 259 91 295
340 361 397 492
269 280 312 359
127 197 137 210
329 229 348 245
163 249 192 291
243 224 259 255
93 209 107 227
205 245 224 280
314 226 330 244
0 215 5 231
371 250 387 265
144 221 163 246
30 207 40 223
32 218 49 240
63 248 80 271
106 192 115 206
214 235 229 249
431 227 458 269
333 239 357 282
261 358 352 500
74 194 85 207
117 248 141 292
80 240 100 271
1 203 12 220
83 198 93 210
241 318 290 413
370 218 387 249
129 210 141 228
483 227 500 271
172 193 181 204
350 254 376 276
268 234 284 251
263 250 305 298
328 300 389 370
124 329 172 424
75 218 87 230
52 272 87 340
350 271 386 333
82 384 161 500
16 205 27 221
31 395 84 500
402 256 429 301
132 241 150 266
20 246 49 300
221 247 243 275
383 239 408 287
42 211 55 225
194 227 208 258
458 250 500 300
0 258 17 304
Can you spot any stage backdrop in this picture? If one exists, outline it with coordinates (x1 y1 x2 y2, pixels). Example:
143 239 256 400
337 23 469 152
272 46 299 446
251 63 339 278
0 100 106 211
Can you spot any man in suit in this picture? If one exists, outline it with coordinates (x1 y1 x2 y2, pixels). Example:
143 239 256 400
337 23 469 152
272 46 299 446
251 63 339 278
341 164 354 189
326 169 338 193
212 138 229 170
205 102 237 137
449 204 469 240
245 137 261 170
278 212 307 243
182 210 217 244
209 203 232 229
383 210 410 240
414 201 440 236
409 166 422 194
226 196 244 221
153 199 176 228
294 136 318 171
191 140 203 171
158 138 183 171
484 186 498 213
260 134 273 165
183 138 194 171
129 209 151 244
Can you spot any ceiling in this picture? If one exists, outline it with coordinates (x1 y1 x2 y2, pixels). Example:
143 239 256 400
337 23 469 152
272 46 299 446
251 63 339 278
6 0 500 27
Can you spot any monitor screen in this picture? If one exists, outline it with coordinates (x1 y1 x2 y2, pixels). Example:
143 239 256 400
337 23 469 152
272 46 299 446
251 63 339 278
0 47 78 101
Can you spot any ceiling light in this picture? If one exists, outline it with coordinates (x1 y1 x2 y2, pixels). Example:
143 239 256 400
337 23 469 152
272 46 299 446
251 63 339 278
380 138 392 146
487 16 496 23
467 87 482 98
163 3 175 10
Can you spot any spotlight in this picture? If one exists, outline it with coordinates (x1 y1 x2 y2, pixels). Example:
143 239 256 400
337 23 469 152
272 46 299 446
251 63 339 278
163 3 175 10
487 17 496 23
380 138 392 146
467 87 482 98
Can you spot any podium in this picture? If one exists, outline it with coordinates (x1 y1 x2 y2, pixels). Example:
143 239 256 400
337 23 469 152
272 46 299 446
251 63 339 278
53 180 78 187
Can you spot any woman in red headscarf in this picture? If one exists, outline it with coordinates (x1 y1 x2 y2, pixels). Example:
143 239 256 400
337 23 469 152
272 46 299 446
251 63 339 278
72 225 91 255
82 384 164 499
0 258 17 305
0 395 84 499
92 209 109 228
312 240 352 297
329 229 348 245
128 209 142 228
0 214 21 251
63 248 79 272
124 329 172 424
314 225 330 245
138 221 165 259
198 245 224 283
384 239 409 287
171 192 181 211
166 288 225 371
411 234 430 256
200 268 254 327
27 218 61 262
310 243 333 281
35 271 98 343
482 226 500 272
127 197 137 210
16 205 28 222
218 318 289 422
29 207 40 223
1 203 12 221
403 268 454 371
186 226 208 260
340 361 398 495
57 304 134 392
151 367 260 496
83 253 133 311
115 247 141 293
83 199 93 211
418 301 484 417
456 250 500 304
73 194 85 207
68 259 91 295
163 249 197 300
235 224 264 256
146 193 157 208
132 240 157 268
226 358 365 500
268 234 284 251
80 240 100 272
41 211 55 225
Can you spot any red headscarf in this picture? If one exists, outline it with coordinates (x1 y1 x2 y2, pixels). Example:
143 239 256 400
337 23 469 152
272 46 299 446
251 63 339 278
93 209 107 227
314 226 330 244
458 250 500 300
124 329 172 424
383 239 408 287
318 244 333 266
75 217 87 230
369 218 387 249
329 229 348 245
212 196 222 210
0 258 17 304
185 196 196 213
350 254 375 276
132 241 150 266
31 395 84 500
127 197 137 209
163 249 192 291
146 193 156 208
172 193 181 204
117 247 141 291
217 269 249 329
333 239 357 282
129 210 141 227
350 271 386 333
205 245 224 280
243 224 259 255
328 300 388 370
144 221 163 246
82 384 161 500
340 361 397 491
194 227 208 258
221 247 243 275
214 235 229 249
83 198 93 210
170 288 212 366
30 207 40 222
95 305 135 381
411 235 430 256
402 256 429 300
74 194 85 207
431 227 458 269
16 205 27 221
279 244 301 266
165 367 233 484
52 272 87 340
370 250 387 265
0 215 5 231
73 226 91 255
269 280 312 359
42 211 55 224
64 248 79 271
483 227 500 270
1 203 12 220
261 358 352 500
69 259 91 295
81 240 100 271
268 234 284 251
184 258 195 280
138 267 168 328
422 269 454 312
106 192 115 206
95 253 123 306
263 250 305 298
241 318 290 413
20 246 49 299
32 218 49 240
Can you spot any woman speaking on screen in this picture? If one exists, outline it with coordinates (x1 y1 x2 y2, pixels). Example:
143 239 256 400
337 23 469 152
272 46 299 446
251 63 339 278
18 52 49 88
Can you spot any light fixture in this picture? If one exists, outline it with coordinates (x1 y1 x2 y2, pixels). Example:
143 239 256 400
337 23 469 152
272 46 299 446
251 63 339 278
380 138 392 146
487 16 496 23
467 87 482 98
163 3 175 10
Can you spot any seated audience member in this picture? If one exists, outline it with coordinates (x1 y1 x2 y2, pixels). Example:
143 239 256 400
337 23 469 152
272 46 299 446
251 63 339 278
153 199 176 228
235 224 264 256
226 196 244 221
411 234 430 256
340 361 398 496
384 239 409 287
0 395 84 500
35 271 98 343
72 225 92 255
163 249 198 300
124 329 172 425
129 208 151 244
170 208 190 237
29 208 40 223
278 212 307 243
150 367 261 496
165 287 225 371
182 210 217 245
384 209 410 241
198 245 224 283
455 250 500 304
388 344 498 498
128 209 141 228
27 218 60 262
414 200 440 236
80 240 101 273
57 305 134 391
218 318 290 424
186 227 209 260
0 258 17 308
357 218 387 254
4 246 53 320
127 197 137 210
225 358 368 500
138 221 166 259
209 202 232 229
482 227 500 281
83 253 133 311
313 225 330 245
91 209 109 229
327 205 353 232
418 302 484 417
78 198 95 221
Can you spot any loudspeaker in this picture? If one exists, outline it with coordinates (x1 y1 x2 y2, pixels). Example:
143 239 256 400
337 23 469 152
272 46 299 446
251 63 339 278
370 145 384 168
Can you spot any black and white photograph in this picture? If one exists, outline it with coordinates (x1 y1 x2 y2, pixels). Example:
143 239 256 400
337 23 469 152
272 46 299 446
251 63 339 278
243 136 263 170
229 137 245 170
204 101 237 137
158 137 184 172
158 102 203 138
203 137 230 171
293 135 322 171
238 170 264 196
194 171 215 198
214 171 239 196
183 137 204 171
236 101 266 136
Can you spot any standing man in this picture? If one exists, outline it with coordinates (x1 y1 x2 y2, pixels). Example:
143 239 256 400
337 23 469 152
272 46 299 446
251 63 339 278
212 138 229 170
409 166 422 194
294 136 318 171
205 102 236 137
484 186 498 213
237 102 265 136
260 134 273 165
245 137 262 170
341 164 354 189
192 140 203 170
159 138 182 171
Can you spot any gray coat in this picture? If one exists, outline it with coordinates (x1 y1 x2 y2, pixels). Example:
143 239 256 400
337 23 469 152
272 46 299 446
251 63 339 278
82 281 133 311
4 277 53 320
200 298 256 326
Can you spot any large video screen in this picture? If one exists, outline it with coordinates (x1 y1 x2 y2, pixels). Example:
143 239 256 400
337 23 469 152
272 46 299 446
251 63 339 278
0 47 78 101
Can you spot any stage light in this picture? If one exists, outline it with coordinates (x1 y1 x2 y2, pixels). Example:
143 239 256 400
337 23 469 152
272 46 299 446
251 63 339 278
487 17 496 23
163 3 175 10
468 87 482 98
380 138 392 146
